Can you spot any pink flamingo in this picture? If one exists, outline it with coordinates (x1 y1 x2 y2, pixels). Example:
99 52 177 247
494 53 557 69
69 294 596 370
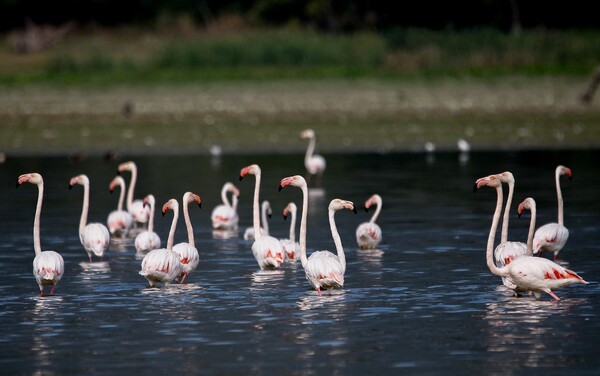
173 192 202 283
139 199 182 287
69 174 110 262
107 176 133 238
279 175 357 295
533 165 572 260
280 202 301 261
300 129 326 186
240 164 284 269
475 174 587 300
243 200 272 241
211 182 240 230
355 194 383 250
134 194 161 253
17 173 65 296
117 161 150 227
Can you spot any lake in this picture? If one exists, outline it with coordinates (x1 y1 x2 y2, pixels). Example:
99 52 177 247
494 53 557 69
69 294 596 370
0 150 598 374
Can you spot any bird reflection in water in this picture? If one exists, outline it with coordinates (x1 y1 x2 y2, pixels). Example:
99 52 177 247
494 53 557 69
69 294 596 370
250 270 285 291
212 229 239 240
31 296 64 372
79 261 111 278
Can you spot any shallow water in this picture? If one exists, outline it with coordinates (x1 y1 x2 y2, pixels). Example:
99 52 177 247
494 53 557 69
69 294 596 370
1 151 599 375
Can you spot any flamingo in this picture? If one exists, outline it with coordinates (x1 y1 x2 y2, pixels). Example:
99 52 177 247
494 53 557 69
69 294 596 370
139 199 182 287
355 194 383 250
117 161 150 227
106 176 133 238
475 174 587 300
17 173 65 296
243 200 272 241
134 194 161 253
300 129 326 186
279 175 357 295
533 165 572 260
239 164 284 269
69 174 110 262
280 202 301 261
172 192 202 283
211 182 240 230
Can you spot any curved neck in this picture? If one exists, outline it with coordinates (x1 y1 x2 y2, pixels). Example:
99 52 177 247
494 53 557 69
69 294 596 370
289 209 297 242
526 205 537 255
232 195 239 211
329 208 346 274
252 173 262 239
183 195 195 246
78 180 90 233
147 200 155 233
33 181 44 256
166 202 179 250
221 185 231 208
370 196 382 224
261 202 269 233
555 170 564 226
486 185 508 277
304 136 315 167
299 185 309 268
117 180 126 212
500 180 514 243
126 166 137 211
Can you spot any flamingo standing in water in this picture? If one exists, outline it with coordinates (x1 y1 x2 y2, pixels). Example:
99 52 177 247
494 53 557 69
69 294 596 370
355 194 383 250
117 161 150 228
69 174 110 262
533 165 572 260
280 202 301 261
17 173 65 296
134 194 161 253
107 176 133 238
211 182 240 230
243 200 272 241
300 129 326 186
279 175 357 295
172 192 202 283
240 164 284 269
139 199 182 287
475 174 587 300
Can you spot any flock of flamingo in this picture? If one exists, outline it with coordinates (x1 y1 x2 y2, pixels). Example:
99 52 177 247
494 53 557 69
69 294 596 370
14 127 588 300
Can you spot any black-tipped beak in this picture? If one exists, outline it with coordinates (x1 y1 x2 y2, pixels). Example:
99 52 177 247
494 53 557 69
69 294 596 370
278 185 284 192
109 189 114 194
69 184 73 190
364 206 369 213
283 214 288 221
197 202 202 209
162 211 166 217
352 208 358 214
518 212 522 219
268 213 272 219
473 183 478 193
117 169 121 176
239 175 244 181
15 182 19 188
568 176 573 181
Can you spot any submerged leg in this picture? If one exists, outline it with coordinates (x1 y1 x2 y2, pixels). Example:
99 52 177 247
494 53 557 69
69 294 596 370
179 273 188 284
546 290 561 301
50 284 56 296
316 287 322 296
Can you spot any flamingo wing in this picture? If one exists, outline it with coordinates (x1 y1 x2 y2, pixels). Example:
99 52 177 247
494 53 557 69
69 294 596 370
252 236 284 269
33 251 65 286
211 205 238 229
356 222 382 250
533 223 569 254
81 223 110 258
107 210 133 236
172 242 200 275
494 241 528 267
140 249 182 285
305 251 345 290
130 200 150 223
306 155 326 174
135 231 161 252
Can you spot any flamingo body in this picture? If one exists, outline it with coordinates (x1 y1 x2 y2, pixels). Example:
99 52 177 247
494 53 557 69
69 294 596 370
356 194 383 250
251 236 284 269
139 248 182 287
304 251 345 292
172 192 202 283
494 241 528 289
80 223 110 260
211 182 240 230
135 194 161 253
107 176 133 237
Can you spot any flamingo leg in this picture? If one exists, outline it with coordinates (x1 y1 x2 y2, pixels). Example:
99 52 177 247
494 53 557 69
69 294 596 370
39 288 44 297
50 284 56 296
547 290 561 301
89 254 93 262
553 253 558 261
179 273 188 284
316 287 322 296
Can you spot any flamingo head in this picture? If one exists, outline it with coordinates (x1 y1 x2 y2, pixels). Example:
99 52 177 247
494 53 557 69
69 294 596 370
300 129 315 139
16 173 43 188
364 194 381 212
496 171 515 185
329 199 357 214
239 164 260 181
224 182 240 197
283 202 297 220
262 201 272 218
558 165 572 181
69 174 89 190
185 192 202 208
162 198 178 217
117 161 136 175
473 174 501 192
517 197 536 218
143 194 155 208
109 176 124 193
278 175 306 191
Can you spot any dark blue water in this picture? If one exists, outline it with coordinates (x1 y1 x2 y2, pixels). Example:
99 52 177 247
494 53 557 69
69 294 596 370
1 151 599 375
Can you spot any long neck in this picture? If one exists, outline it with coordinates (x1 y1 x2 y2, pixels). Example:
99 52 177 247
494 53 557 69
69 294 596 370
33 181 44 256
299 185 309 268
79 181 90 233
221 185 231 208
370 196 382 224
252 173 262 239
166 203 179 250
500 180 514 243
183 196 195 246
486 185 508 277
555 170 564 226
232 195 239 211
261 202 269 233
147 200 155 232
117 180 126 211
126 166 137 210
525 205 537 255
289 209 297 242
304 136 315 167
329 208 346 274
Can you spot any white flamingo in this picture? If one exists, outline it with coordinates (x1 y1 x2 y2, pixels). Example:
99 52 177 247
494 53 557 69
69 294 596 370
107 176 133 238
17 173 65 296
300 129 326 186
280 202 301 262
211 182 240 230
117 161 150 227
134 194 161 253
355 194 383 250
243 200 272 241
172 192 202 283
69 174 110 262
533 165 571 260
139 199 182 287
279 175 357 295
475 174 587 300
240 164 284 269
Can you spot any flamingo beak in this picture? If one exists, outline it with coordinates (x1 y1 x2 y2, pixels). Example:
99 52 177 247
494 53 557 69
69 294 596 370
352 207 358 214
278 184 284 192
473 183 479 193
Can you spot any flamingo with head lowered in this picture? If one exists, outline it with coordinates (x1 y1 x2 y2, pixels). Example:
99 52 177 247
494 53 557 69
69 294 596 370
107 176 133 238
117 161 150 228
134 194 161 253
211 182 240 231
172 192 202 283
475 174 587 300
240 164 284 269
355 194 383 250
280 202 301 262
533 165 572 260
279 175 357 295
300 129 326 187
70 174 110 262
17 173 65 296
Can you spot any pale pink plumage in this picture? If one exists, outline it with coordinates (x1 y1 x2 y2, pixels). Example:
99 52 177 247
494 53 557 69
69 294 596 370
356 194 383 250
300 129 326 186
18 173 65 296
243 200 271 241
118 161 150 226
172 192 201 283
211 182 240 230
107 176 133 237
280 202 301 262
134 194 161 253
